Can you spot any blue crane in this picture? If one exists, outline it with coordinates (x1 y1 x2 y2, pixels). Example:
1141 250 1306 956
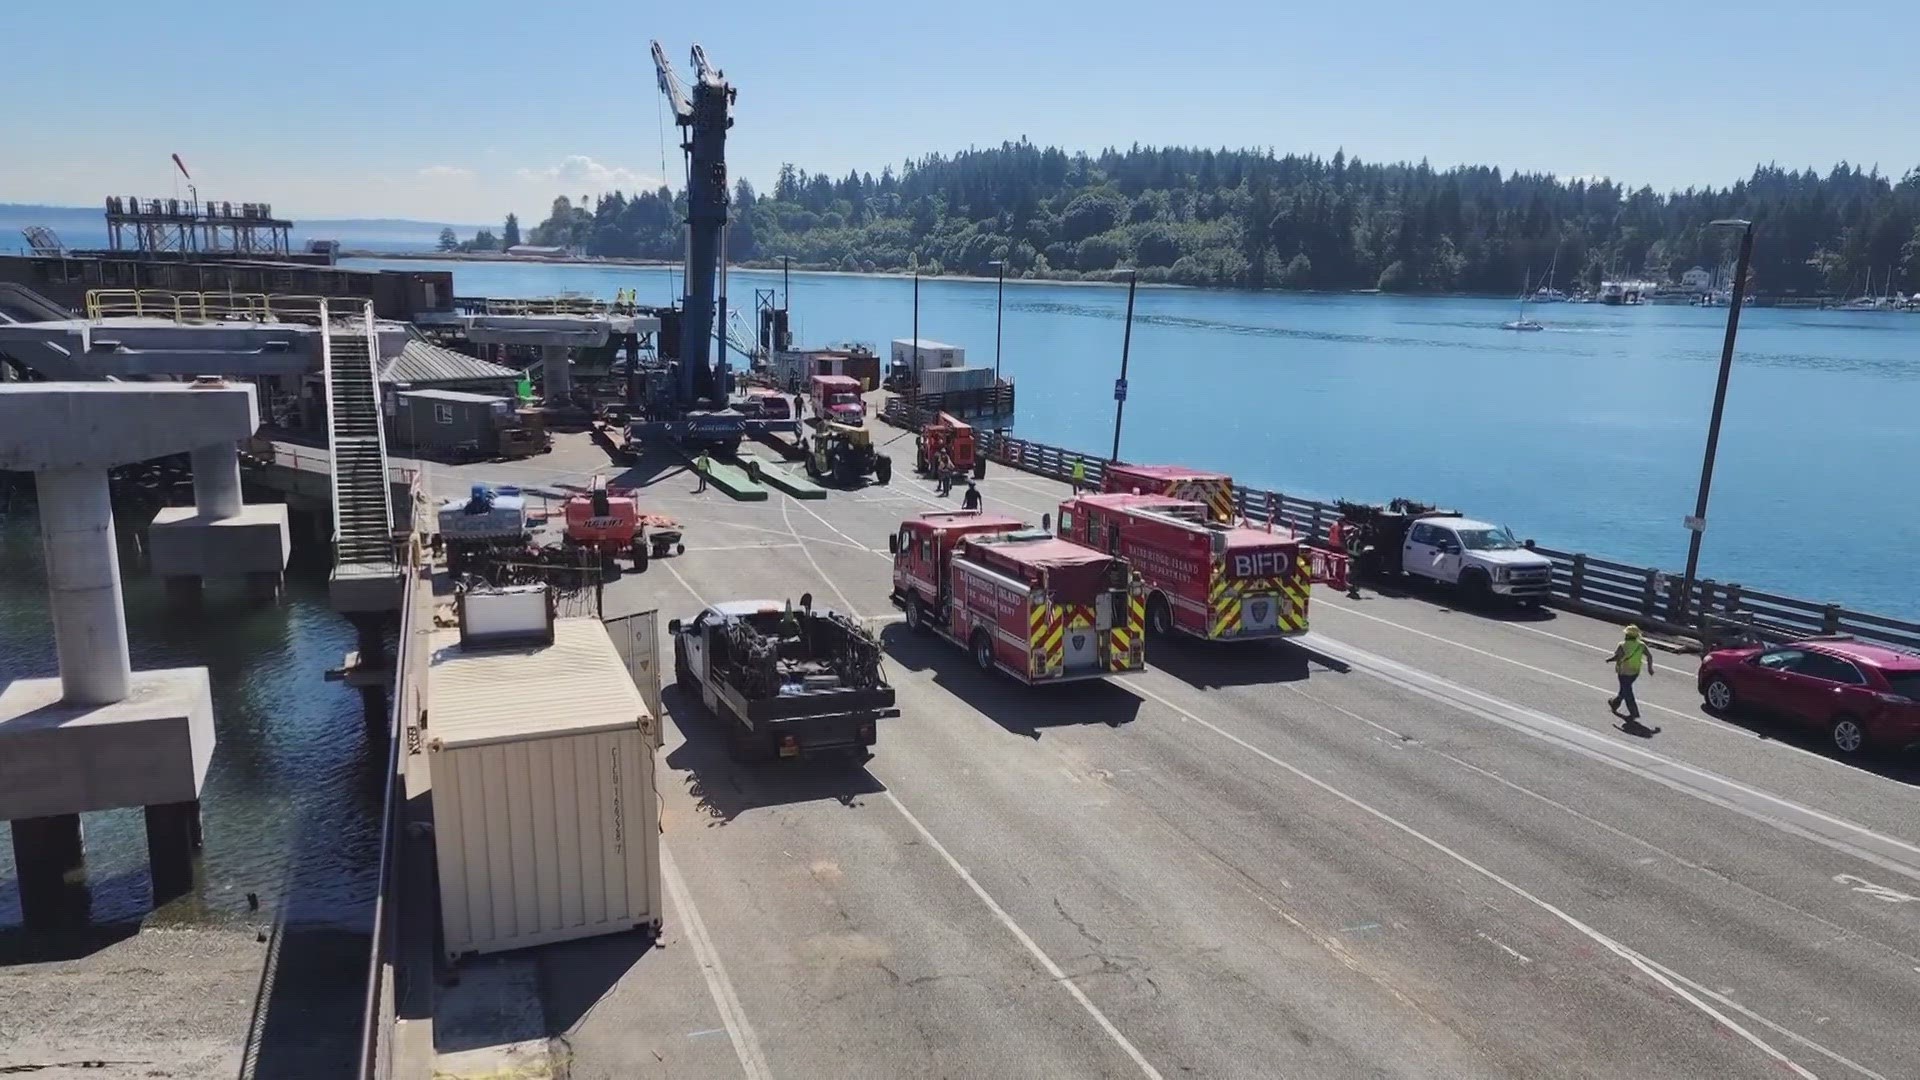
652 41 734 416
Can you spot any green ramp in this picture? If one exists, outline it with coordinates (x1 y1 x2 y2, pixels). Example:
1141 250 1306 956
698 458 768 501
746 457 827 500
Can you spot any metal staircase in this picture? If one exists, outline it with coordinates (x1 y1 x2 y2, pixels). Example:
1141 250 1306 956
322 300 396 572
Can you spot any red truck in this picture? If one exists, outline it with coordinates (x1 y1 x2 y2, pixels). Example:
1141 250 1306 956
809 374 866 426
889 510 1146 682
1057 491 1344 641
1102 463 1236 525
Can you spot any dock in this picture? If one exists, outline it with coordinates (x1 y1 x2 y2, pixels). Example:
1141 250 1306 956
346 426 1920 1080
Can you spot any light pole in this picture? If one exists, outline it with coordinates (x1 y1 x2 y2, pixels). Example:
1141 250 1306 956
988 259 1006 385
1678 218 1755 625
1110 268 1137 463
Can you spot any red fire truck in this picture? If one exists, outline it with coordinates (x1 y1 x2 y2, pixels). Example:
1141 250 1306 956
1101 463 1237 525
889 510 1146 682
1056 492 1345 641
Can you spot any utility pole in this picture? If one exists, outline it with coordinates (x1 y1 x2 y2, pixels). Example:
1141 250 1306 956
991 258 1006 385
1110 269 1137 462
1678 219 1755 626
910 265 920 423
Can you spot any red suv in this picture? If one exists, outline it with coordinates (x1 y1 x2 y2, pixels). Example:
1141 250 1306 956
1697 638 1920 757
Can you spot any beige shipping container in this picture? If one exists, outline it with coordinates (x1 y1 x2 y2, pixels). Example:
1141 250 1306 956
427 614 662 958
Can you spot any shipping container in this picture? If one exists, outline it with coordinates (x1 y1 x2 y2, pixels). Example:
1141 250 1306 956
890 338 964 375
917 365 996 395
427 593 662 959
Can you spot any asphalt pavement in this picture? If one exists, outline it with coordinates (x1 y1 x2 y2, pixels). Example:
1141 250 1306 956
422 432 1920 1080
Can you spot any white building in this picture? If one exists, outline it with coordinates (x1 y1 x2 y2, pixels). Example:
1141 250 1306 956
1680 267 1713 292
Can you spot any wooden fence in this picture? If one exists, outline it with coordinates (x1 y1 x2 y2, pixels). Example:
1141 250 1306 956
879 398 1920 651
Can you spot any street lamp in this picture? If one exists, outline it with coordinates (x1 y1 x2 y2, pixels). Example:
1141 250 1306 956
1677 218 1755 626
1110 267 1138 463
987 259 1007 386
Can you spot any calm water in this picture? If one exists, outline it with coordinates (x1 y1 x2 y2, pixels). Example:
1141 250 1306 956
360 257 1920 617
0 509 378 930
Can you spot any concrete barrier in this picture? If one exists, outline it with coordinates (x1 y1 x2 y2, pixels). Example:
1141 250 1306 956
699 459 767 502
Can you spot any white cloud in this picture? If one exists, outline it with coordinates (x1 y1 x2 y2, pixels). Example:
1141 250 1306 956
517 155 662 193
417 164 474 180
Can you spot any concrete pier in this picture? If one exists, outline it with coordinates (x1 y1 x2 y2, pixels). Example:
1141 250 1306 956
0 383 255 923
542 345 572 407
35 466 132 705
10 814 86 929
149 438 292 600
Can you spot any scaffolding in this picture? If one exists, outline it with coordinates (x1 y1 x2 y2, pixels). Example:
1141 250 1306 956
104 195 293 256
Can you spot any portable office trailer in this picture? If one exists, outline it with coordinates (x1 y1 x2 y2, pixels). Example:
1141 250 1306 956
392 389 512 454
427 591 662 958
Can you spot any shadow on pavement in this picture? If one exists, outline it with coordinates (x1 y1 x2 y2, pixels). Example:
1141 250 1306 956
1695 705 1920 786
535 930 658 1037
661 687 886 824
1146 634 1317 689
879 624 1143 739
1350 578 1560 624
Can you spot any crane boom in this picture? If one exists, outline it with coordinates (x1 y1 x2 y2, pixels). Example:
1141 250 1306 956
651 40 693 122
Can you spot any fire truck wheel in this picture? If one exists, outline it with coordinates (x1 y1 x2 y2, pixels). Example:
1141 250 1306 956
904 595 926 633
1148 594 1174 636
971 630 995 673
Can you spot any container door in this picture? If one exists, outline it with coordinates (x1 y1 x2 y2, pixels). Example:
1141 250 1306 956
603 610 664 747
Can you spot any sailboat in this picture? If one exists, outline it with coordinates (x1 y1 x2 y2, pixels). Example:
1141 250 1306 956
1503 269 1545 331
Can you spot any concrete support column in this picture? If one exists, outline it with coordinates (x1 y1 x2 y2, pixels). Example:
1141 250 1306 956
145 800 202 903
543 345 571 406
245 571 283 602
189 441 244 519
35 467 131 706
10 814 86 928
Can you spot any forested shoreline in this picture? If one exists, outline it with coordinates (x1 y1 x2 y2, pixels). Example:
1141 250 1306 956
452 141 1920 297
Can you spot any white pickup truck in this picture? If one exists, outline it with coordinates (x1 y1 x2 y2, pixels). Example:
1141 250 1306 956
1398 516 1555 604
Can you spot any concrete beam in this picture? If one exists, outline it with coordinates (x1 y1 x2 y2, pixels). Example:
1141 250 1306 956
148 503 292 579
0 668 215 821
0 382 258 471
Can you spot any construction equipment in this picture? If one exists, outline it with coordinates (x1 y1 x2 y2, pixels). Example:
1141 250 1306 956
561 476 683 567
915 412 985 479
670 597 897 760
1056 492 1345 640
438 485 530 574
805 422 892 486
628 41 768 450
889 511 1147 683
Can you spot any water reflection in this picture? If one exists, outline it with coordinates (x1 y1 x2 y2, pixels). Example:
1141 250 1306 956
0 509 377 930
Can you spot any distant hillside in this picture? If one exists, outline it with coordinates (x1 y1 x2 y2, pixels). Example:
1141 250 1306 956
0 203 486 255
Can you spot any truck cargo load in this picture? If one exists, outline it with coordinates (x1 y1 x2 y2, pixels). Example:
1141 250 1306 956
890 510 1146 683
1102 463 1237 525
671 598 897 760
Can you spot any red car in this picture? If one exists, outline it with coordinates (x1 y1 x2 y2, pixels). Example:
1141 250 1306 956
1697 638 1920 756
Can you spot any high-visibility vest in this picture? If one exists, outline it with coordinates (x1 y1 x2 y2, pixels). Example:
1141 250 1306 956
1616 639 1647 676
1072 459 1085 481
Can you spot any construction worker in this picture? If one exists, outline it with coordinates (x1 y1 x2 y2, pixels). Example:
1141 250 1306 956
695 451 711 493
962 482 982 511
1607 625 1655 732
1070 456 1086 493
937 449 954 496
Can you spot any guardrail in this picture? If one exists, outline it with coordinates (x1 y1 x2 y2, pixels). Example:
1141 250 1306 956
355 552 428 1080
876 404 1920 652
890 383 1016 428
84 289 366 324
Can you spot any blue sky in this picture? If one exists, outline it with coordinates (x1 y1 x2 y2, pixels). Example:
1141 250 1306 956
8 1 1916 225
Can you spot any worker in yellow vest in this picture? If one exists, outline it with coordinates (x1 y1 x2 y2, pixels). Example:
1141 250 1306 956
1606 625 1655 733
1070 456 1086 493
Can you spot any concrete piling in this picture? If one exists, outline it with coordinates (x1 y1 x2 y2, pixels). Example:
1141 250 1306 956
10 814 86 928
35 467 133 706
145 800 203 903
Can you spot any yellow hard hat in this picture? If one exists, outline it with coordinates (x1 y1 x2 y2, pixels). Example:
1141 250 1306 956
1624 625 1641 638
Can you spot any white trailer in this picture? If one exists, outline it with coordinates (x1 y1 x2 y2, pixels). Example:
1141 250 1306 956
427 588 662 959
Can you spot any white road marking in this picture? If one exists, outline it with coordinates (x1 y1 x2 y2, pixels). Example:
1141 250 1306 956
1312 601 1920 786
702 518 872 552
662 842 774 1080
1301 633 1920 882
1475 932 1532 965
1126 681 1822 1080
882 790 1165 1080
780 495 865 616
1833 874 1920 905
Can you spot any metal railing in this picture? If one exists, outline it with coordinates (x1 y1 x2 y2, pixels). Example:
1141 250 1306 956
876 406 1920 651
84 288 364 324
355 551 428 1080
